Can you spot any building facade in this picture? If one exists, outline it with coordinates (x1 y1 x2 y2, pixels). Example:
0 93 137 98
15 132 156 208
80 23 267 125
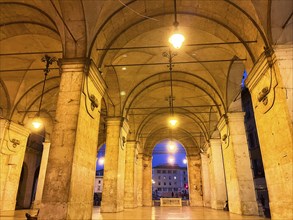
152 164 188 198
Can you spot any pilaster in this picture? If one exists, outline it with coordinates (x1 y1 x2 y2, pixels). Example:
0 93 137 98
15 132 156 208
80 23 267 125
246 48 293 219
187 155 203 206
136 153 143 207
38 58 104 220
218 113 258 215
33 142 51 209
208 139 227 209
200 152 211 207
0 119 30 212
142 155 152 206
101 117 129 213
124 140 138 209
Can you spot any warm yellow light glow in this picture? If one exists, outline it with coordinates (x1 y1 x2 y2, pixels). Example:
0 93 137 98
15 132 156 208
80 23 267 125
168 156 175 164
169 33 185 49
152 179 155 184
168 143 176 153
98 157 105 165
169 118 177 126
32 117 42 129
183 158 187 164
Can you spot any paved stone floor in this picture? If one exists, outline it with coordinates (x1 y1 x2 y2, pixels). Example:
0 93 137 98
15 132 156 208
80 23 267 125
0 207 267 220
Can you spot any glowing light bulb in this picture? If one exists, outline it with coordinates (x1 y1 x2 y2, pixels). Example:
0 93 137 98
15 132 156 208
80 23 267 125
167 141 177 153
183 158 187 164
168 156 175 164
169 118 178 127
169 33 185 49
32 117 42 129
98 157 105 165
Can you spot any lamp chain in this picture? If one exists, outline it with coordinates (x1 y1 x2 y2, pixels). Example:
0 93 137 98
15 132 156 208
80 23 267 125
37 55 56 116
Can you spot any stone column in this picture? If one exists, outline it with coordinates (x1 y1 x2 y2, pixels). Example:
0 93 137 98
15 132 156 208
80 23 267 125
187 155 203 206
200 152 211 207
136 153 143 207
218 113 258 215
124 140 137 209
246 48 293 219
142 155 152 206
38 59 105 220
101 117 129 212
0 120 30 212
208 139 227 209
33 142 51 209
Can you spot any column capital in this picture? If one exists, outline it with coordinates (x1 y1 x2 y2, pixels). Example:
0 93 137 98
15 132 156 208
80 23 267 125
217 115 228 132
246 48 276 91
42 142 51 149
88 60 107 96
59 57 90 73
105 116 124 126
209 138 221 146
227 112 245 121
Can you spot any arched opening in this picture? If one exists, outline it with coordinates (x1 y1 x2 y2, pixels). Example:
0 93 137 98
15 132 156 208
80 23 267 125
241 79 271 218
16 129 45 209
152 139 189 206
94 143 105 206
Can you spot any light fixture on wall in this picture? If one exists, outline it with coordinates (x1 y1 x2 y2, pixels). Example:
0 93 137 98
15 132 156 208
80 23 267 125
169 0 185 49
163 49 178 128
32 55 57 129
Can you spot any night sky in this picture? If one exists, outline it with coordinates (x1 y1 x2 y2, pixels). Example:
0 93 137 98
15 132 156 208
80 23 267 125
96 140 187 171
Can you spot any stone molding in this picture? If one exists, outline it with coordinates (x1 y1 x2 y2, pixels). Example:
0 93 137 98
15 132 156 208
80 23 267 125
217 115 227 133
0 119 30 155
246 49 276 91
58 58 89 73
87 60 107 96
209 138 221 146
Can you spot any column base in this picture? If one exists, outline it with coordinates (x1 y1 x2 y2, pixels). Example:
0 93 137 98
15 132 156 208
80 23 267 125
100 202 124 213
189 200 203 206
211 200 225 209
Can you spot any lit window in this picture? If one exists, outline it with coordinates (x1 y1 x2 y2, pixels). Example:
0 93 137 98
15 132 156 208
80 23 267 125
174 176 176 179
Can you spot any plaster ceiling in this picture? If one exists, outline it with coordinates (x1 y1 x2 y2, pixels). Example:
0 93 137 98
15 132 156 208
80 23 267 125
0 0 292 155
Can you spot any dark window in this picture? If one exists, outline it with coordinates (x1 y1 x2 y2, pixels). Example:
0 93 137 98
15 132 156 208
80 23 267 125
168 170 172 174
173 170 177 174
157 170 161 174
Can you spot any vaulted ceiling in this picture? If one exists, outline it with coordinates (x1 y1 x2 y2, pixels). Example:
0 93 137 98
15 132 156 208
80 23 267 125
1 0 292 155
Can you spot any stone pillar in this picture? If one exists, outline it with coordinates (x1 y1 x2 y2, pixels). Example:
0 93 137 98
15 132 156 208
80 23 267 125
136 153 143 207
208 139 227 209
142 155 152 206
124 140 137 209
274 45 293 121
0 120 30 212
33 142 51 209
187 155 203 206
38 59 105 219
218 113 258 215
101 117 129 212
246 48 293 219
200 152 211 207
